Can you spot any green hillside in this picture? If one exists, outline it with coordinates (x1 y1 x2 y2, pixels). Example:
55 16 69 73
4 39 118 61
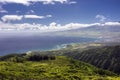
0 55 119 80
64 45 120 74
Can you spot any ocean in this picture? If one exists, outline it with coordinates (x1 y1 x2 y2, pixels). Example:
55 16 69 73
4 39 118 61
0 32 97 55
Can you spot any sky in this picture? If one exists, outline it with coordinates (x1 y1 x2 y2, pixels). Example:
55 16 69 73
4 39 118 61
0 0 120 31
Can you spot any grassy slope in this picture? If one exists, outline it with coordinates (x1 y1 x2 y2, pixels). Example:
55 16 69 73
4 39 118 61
63 45 120 74
0 56 119 80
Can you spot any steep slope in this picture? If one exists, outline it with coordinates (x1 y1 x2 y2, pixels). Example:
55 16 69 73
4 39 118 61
64 45 120 74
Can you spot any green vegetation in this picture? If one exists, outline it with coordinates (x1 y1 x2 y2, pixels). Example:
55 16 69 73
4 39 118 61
63 45 120 74
0 55 119 80
0 53 55 62
0 44 120 80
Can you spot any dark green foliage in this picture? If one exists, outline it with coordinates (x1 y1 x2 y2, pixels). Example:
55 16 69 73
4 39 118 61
0 53 56 62
0 54 21 61
0 53 26 62
28 55 56 61
64 45 120 74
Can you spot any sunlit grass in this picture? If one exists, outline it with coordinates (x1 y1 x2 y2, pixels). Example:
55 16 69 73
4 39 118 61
0 56 119 80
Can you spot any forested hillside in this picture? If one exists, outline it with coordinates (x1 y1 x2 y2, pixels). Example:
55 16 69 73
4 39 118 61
64 45 120 74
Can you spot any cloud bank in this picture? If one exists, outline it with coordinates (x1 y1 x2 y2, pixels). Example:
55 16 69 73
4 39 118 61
0 21 120 32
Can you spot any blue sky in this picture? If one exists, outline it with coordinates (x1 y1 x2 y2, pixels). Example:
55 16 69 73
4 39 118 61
0 0 120 31
0 0 120 24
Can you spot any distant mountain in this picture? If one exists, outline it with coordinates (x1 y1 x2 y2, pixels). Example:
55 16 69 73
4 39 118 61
59 24 120 42
71 25 120 32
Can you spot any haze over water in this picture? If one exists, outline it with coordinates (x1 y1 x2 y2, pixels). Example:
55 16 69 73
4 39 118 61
0 32 96 55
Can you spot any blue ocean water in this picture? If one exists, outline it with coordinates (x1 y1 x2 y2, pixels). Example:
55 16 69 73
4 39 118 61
0 35 96 55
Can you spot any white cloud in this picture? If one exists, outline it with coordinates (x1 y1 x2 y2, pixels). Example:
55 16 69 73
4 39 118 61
46 15 52 18
24 15 45 19
30 10 34 13
16 10 21 13
1 14 52 22
96 15 106 22
0 0 76 5
49 22 57 27
24 14 52 19
0 21 120 31
0 0 31 6
26 10 35 14
0 9 8 13
1 15 23 22
0 5 8 13
68 1 77 4
104 22 120 26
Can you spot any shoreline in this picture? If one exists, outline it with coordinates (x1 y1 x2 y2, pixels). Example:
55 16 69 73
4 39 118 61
1 40 120 56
